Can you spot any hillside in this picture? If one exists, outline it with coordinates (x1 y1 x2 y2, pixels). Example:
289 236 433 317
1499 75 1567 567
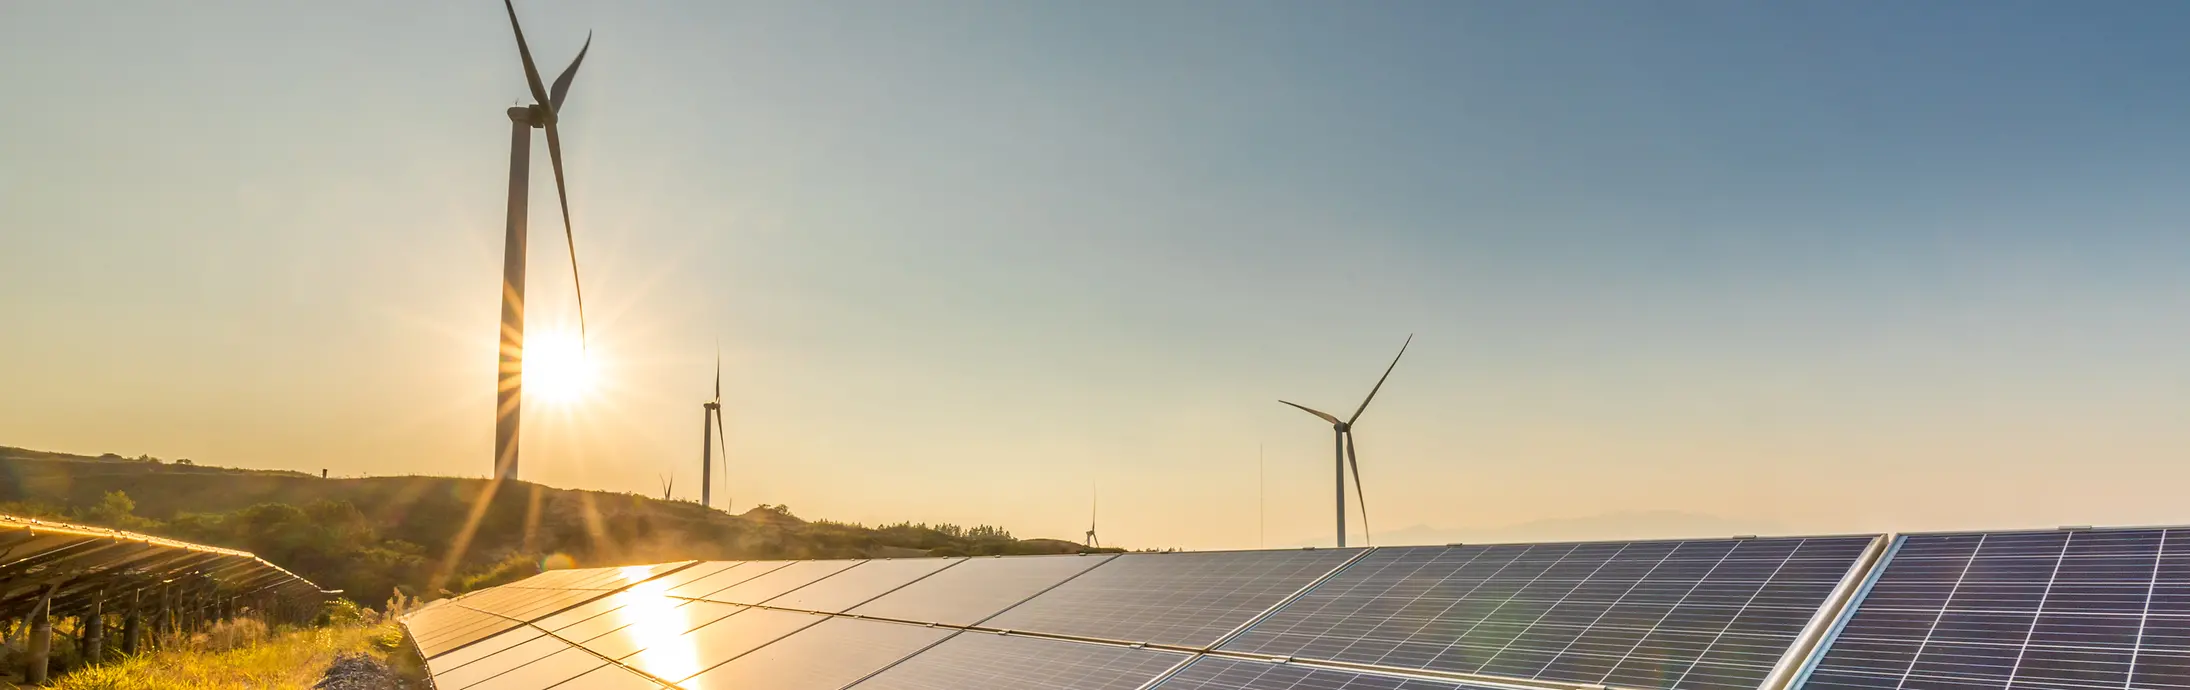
0 445 1108 605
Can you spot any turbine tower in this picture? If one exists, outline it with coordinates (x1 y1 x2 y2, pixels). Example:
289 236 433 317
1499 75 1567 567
1280 334 1412 548
700 353 728 509
492 0 592 480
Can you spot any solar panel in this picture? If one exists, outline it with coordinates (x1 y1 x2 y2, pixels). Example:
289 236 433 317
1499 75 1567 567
849 554 1114 626
617 607 826 684
676 617 953 690
1795 528 2190 690
983 549 1362 647
685 559 863 605
1221 537 1876 690
849 632 1191 690
548 665 666 690
1155 656 1506 690
461 646 606 690
666 561 784 599
578 604 748 661
430 636 584 690
424 626 544 678
767 558 963 613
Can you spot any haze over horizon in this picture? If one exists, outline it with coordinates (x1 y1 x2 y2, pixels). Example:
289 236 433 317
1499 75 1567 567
5 2 2189 551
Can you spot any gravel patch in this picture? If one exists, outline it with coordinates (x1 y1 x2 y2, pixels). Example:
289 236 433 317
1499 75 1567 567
315 652 402 690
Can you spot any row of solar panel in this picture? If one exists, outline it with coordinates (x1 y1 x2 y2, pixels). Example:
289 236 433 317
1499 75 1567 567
403 527 2190 690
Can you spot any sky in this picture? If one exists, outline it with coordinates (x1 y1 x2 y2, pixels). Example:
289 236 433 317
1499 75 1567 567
3 1 2189 551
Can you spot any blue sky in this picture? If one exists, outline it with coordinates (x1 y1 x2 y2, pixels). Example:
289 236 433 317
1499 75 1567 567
3 1 2187 549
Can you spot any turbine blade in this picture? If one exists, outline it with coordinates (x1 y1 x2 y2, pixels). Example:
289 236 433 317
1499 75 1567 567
1279 400 1341 426
549 32 591 112
542 122 586 345
1345 432 1372 547
1348 334 1413 425
501 0 553 110
713 349 722 401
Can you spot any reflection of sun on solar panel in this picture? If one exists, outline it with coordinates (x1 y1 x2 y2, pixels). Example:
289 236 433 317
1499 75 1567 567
398 529 2190 690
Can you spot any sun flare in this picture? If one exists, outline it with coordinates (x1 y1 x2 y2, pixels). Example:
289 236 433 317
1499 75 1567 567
524 330 597 404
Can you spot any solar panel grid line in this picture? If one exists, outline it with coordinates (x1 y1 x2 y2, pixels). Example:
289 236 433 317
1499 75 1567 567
1590 540 1749 685
965 552 1131 629
2127 532 2170 689
1794 527 2190 690
749 559 869 606
1469 543 1620 672
1997 532 2078 689
1882 534 1987 690
1204 548 1378 652
632 608 836 685
1755 536 1888 690
1527 542 1691 676
1241 546 1518 668
416 561 704 662
770 557 969 615
846 630 1197 690
1193 651 1629 690
1219 536 1881 690
669 559 797 601
978 549 1364 650
1445 543 1603 674
1158 655 1595 690
835 629 975 689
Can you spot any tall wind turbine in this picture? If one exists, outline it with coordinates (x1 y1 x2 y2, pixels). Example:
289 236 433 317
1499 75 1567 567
492 0 592 480
700 353 728 509
1280 335 1412 548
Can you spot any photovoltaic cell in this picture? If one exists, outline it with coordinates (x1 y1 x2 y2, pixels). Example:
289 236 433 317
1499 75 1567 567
549 665 664 690
676 617 953 690
984 549 1362 647
1221 537 1875 690
849 554 1113 626
430 636 583 690
685 559 862 605
617 607 825 684
462 646 605 690
1798 528 2190 690
425 626 544 678
1155 656 1508 690
850 632 1190 690
766 558 962 613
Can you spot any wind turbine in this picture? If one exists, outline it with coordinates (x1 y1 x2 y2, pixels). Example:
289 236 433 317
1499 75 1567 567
1084 485 1100 549
491 0 592 480
1280 334 1412 548
700 352 728 509
658 473 675 501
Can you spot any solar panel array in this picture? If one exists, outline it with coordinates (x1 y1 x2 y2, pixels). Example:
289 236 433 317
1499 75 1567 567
1795 527 2190 690
1222 537 1876 690
404 535 1928 690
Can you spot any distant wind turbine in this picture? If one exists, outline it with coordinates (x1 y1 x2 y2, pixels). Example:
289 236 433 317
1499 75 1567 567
658 473 675 501
699 352 729 510
492 0 592 481
1280 334 1412 548
1084 484 1101 549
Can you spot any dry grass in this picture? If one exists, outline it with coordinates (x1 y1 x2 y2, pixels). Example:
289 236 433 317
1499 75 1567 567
42 621 402 690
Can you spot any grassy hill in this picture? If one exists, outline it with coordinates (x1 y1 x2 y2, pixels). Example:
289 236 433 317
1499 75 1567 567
0 445 1106 605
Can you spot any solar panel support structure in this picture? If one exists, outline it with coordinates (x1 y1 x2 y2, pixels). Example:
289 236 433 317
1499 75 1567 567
1757 534 1892 690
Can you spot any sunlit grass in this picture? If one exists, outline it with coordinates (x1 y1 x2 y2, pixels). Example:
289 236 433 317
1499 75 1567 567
46 621 402 690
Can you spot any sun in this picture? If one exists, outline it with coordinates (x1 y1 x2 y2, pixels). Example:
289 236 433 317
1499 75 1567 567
524 330 597 404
